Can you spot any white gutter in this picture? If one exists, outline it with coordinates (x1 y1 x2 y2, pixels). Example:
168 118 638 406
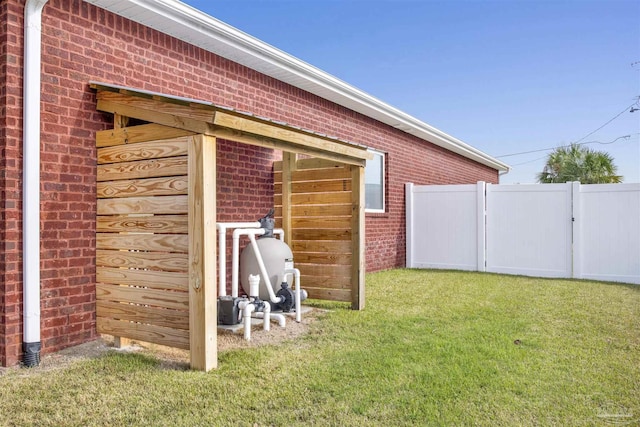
22 0 49 367
84 0 509 173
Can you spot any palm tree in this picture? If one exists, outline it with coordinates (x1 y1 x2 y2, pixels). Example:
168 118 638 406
537 143 622 184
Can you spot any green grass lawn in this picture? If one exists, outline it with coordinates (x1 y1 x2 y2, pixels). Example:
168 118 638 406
1 269 638 426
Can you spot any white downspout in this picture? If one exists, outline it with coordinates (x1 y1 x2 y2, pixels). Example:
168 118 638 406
22 0 49 367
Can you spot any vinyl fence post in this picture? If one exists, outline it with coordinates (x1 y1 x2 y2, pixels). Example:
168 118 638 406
477 181 486 272
405 182 414 268
571 181 581 280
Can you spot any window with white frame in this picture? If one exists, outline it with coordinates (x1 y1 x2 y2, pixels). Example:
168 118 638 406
365 149 385 212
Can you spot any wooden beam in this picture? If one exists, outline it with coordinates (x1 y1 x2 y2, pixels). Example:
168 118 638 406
95 90 370 166
350 165 366 310
97 98 215 136
211 127 366 167
188 134 217 371
214 111 371 162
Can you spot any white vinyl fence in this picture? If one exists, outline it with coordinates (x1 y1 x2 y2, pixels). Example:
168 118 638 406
406 182 640 285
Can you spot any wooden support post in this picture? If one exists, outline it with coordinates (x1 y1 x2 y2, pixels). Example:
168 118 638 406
188 134 217 371
112 113 132 349
281 152 296 246
350 165 366 310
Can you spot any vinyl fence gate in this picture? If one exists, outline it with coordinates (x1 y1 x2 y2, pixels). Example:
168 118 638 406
405 182 640 285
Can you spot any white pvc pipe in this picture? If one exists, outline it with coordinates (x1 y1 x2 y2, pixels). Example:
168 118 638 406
253 311 286 328
22 0 50 364
232 228 265 298
217 222 286 298
247 233 284 304
238 300 255 341
216 222 260 296
285 268 302 323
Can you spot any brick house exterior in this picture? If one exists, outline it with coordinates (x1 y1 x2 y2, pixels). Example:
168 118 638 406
0 0 506 367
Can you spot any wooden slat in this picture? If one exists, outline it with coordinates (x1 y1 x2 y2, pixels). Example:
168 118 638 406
188 134 218 371
292 229 351 241
291 240 352 253
303 287 351 302
97 195 188 215
286 205 353 217
97 215 188 234
97 300 189 330
96 283 189 311
295 264 352 277
97 156 188 182
96 233 189 253
301 275 352 289
97 249 189 272
96 124 195 148
274 167 352 183
293 252 352 265
97 137 190 164
279 192 353 206
274 158 343 171
276 180 351 194
291 216 352 229
97 317 190 350
97 176 188 198
97 267 188 291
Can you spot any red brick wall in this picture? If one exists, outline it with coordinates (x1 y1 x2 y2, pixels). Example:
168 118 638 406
0 0 497 366
1 0 26 368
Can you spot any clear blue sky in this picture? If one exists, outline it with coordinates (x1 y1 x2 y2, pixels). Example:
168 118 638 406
183 0 640 183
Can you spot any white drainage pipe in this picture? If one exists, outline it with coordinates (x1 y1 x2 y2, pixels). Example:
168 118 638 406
22 0 50 368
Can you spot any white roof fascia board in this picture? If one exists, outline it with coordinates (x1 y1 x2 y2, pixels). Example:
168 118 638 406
83 0 509 172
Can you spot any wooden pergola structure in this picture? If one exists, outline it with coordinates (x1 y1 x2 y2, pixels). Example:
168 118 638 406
91 83 371 371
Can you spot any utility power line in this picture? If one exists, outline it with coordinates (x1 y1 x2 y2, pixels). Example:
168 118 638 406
496 134 633 159
496 100 638 159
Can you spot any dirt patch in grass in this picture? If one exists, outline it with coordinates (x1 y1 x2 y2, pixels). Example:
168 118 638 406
2 308 322 374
